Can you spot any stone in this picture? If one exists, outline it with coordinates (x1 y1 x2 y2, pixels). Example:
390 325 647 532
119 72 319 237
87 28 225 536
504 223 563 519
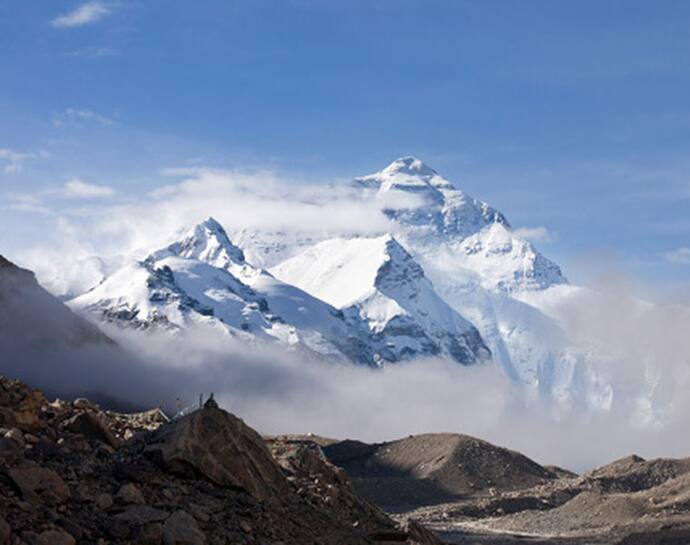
0 518 9 545
8 465 70 504
116 483 146 505
64 411 120 448
94 492 114 510
114 505 169 525
35 529 76 545
0 436 22 463
145 407 288 501
4 428 24 446
138 522 164 545
163 510 206 545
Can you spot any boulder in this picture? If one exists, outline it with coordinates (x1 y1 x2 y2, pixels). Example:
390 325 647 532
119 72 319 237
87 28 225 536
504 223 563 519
163 510 205 545
0 518 9 545
116 483 146 505
35 529 75 545
145 406 288 501
8 465 70 504
64 411 120 448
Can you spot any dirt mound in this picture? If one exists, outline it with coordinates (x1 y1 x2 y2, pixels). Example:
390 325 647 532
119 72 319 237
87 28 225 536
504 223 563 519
324 433 557 510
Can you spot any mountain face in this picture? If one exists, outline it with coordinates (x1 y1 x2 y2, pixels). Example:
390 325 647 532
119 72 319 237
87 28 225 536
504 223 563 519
273 235 490 365
355 157 566 293
0 256 113 349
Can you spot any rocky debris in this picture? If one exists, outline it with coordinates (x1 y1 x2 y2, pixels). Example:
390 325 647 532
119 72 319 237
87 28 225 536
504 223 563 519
269 438 396 534
393 454 690 544
0 375 441 544
0 378 47 432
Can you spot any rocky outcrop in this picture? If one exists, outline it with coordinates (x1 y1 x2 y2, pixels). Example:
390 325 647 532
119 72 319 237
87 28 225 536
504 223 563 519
0 375 440 544
145 404 288 501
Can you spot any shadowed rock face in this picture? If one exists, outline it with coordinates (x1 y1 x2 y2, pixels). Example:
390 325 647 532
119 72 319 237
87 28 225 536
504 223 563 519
145 405 288 502
0 255 113 348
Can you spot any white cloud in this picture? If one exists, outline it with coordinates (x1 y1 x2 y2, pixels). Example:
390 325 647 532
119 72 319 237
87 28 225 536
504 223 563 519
514 226 556 243
63 178 115 198
51 2 112 29
664 247 690 265
0 148 43 174
53 108 118 127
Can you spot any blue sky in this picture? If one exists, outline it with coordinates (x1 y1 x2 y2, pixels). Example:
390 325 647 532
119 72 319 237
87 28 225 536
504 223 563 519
1 1 689 289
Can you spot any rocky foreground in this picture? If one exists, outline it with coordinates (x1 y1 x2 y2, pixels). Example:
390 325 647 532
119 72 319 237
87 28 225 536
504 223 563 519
0 376 440 545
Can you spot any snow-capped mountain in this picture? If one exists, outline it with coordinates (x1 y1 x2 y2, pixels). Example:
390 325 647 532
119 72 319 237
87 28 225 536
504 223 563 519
355 156 566 293
273 235 490 365
71 218 376 364
53 157 611 408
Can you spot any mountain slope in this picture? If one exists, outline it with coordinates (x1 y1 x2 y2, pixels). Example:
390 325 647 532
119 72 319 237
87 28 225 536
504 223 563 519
0 255 113 348
272 235 490 365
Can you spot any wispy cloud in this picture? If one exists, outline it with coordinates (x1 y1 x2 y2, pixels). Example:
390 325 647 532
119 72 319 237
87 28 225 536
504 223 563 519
51 2 113 29
664 247 690 265
67 46 119 59
0 148 47 174
514 226 556 244
63 178 115 198
53 108 118 127
4 178 116 214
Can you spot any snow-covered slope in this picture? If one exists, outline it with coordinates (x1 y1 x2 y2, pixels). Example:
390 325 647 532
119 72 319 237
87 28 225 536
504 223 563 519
70 218 375 364
273 235 490 365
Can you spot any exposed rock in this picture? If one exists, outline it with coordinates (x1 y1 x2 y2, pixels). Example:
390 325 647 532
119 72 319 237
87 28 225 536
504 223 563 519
116 483 146 505
0 518 9 545
145 405 288 501
35 529 76 545
113 505 169 525
8 465 70 504
64 411 120 448
163 510 205 545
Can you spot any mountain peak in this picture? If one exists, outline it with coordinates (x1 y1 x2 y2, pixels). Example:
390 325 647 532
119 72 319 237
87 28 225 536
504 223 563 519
382 156 438 179
157 217 246 267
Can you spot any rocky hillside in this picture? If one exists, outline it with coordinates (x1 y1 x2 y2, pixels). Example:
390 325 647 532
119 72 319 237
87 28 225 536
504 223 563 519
0 256 113 349
0 376 441 545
